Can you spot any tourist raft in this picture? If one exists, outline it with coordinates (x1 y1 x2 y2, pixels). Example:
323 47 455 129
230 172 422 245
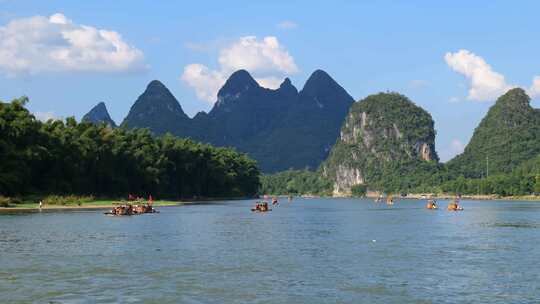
447 199 464 211
426 199 438 209
105 195 159 216
105 203 158 216
251 201 271 212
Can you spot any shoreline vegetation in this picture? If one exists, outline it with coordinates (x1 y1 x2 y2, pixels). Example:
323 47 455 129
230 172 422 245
0 200 181 212
0 99 261 206
298 193 540 201
0 196 257 212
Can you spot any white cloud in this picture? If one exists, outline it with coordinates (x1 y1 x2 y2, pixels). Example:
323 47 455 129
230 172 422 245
445 49 540 101
277 20 298 30
182 36 298 103
450 139 465 153
445 50 513 102
528 76 540 97
409 79 429 89
34 111 58 122
440 138 466 162
182 64 226 102
255 76 283 89
218 36 298 74
448 96 460 103
0 13 146 75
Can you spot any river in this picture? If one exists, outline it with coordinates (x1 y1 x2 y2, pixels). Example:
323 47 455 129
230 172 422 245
1 198 539 303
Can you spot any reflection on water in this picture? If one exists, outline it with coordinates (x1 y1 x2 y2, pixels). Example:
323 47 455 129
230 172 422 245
1 198 540 303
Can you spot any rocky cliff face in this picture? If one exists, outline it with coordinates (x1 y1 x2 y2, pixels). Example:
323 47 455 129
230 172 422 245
321 92 438 195
446 88 540 177
82 102 117 128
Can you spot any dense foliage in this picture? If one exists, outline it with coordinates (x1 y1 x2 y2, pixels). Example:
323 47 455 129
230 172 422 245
260 170 333 196
447 88 540 178
0 98 260 199
322 92 440 194
318 90 540 197
262 156 540 197
439 155 540 196
350 184 367 197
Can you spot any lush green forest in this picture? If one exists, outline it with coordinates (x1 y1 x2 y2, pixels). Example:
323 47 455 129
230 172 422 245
260 156 540 197
0 98 260 200
446 88 540 178
261 90 540 198
260 170 333 196
438 155 540 196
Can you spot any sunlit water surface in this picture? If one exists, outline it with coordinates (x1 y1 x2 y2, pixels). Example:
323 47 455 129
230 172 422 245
1 198 540 303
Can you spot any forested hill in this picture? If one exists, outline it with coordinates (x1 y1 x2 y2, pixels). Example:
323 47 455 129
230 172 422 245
446 88 540 178
321 92 439 195
261 89 540 197
0 98 260 198
99 69 354 173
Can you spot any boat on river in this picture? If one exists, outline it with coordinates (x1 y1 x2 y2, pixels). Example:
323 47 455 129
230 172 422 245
105 203 158 216
426 199 438 210
447 199 463 211
251 201 271 212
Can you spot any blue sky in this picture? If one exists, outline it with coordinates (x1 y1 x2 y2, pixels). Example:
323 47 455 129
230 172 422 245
1 1 540 161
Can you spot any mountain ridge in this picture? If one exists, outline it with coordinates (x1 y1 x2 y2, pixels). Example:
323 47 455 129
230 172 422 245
84 70 353 172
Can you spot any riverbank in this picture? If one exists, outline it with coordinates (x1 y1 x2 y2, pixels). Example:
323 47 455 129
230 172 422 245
0 195 258 213
0 200 186 213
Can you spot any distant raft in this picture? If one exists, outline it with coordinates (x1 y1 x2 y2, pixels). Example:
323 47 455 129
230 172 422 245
447 199 463 211
426 199 438 210
251 201 271 212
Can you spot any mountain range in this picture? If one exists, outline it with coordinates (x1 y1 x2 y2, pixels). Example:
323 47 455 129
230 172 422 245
83 70 540 190
85 69 354 172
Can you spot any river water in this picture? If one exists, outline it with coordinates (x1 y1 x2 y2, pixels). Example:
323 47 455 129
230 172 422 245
1 198 540 303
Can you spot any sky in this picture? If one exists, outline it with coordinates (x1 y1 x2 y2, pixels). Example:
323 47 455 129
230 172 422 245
1 0 540 162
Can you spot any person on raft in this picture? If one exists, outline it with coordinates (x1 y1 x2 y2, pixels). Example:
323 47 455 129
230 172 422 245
252 202 268 212
252 201 268 212
272 197 278 205
447 198 463 211
426 199 437 209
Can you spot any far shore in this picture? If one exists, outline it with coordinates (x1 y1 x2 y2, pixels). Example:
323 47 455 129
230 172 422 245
396 193 540 202
290 192 540 202
327 193 540 202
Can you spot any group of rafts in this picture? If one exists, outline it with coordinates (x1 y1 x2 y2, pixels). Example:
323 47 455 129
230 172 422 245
375 195 463 211
251 195 292 212
426 198 464 211
105 196 159 216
